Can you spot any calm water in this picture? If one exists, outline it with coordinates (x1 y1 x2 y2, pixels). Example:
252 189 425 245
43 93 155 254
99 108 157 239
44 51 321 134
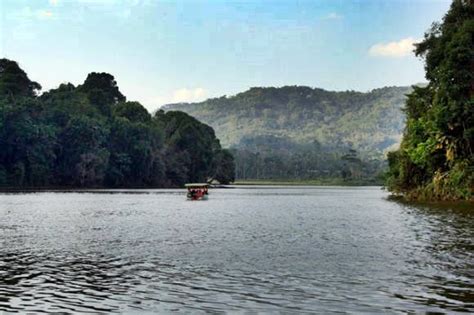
0 186 473 313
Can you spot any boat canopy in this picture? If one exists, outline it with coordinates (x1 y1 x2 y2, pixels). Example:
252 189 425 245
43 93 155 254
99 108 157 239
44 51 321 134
185 183 209 188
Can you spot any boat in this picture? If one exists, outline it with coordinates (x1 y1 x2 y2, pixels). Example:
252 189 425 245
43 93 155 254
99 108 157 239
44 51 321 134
185 183 209 200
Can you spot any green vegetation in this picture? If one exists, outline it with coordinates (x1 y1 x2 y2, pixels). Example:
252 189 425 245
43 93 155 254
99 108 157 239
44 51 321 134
166 86 410 154
165 82 411 182
0 59 235 188
229 136 385 183
386 0 473 201
234 178 378 186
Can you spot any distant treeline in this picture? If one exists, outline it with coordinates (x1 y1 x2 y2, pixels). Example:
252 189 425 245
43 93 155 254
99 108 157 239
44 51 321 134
164 69 412 184
386 0 473 201
0 59 235 188
230 135 385 183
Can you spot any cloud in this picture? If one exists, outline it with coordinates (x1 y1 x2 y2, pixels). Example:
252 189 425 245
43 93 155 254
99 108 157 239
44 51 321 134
172 88 208 103
369 37 418 58
142 88 209 111
322 12 343 20
49 0 59 6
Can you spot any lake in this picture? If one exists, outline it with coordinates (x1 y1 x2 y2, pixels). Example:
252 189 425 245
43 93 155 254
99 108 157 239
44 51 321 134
0 186 472 313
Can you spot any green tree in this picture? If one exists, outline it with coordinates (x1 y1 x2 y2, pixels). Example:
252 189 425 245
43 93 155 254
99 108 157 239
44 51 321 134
0 99 57 187
56 116 109 187
78 72 125 116
213 149 235 184
114 101 151 123
0 59 41 98
106 115 165 187
156 110 232 185
386 0 474 201
0 59 233 189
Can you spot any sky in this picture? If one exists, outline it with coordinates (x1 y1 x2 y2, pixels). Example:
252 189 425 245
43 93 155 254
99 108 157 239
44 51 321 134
0 0 451 112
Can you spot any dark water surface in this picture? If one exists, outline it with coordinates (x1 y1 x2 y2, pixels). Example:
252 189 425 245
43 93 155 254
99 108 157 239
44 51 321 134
0 186 473 313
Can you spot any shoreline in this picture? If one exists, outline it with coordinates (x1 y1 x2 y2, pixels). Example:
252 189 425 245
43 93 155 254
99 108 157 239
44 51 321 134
233 179 382 186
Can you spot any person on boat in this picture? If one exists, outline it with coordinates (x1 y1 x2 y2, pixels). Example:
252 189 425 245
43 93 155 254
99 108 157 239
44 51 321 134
186 184 209 200
195 189 204 199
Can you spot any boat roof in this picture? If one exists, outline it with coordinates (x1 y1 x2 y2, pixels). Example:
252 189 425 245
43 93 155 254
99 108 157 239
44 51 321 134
185 183 209 188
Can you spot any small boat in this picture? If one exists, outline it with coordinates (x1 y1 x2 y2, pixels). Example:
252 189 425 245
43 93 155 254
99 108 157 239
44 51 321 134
185 183 209 200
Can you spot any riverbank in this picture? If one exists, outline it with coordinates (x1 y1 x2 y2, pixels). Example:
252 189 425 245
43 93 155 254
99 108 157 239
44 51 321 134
386 172 473 203
387 194 474 209
0 178 381 192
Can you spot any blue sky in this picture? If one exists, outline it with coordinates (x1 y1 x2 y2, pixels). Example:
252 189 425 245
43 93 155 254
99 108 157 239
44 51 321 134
0 0 451 111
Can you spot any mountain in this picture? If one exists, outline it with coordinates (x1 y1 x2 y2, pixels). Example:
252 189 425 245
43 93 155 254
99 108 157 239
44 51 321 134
164 85 411 156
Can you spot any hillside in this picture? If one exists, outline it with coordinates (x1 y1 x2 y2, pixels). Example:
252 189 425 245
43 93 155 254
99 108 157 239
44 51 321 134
164 85 411 157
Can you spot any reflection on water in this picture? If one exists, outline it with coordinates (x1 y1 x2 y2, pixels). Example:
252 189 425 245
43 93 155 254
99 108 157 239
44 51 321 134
0 187 473 313
391 200 474 312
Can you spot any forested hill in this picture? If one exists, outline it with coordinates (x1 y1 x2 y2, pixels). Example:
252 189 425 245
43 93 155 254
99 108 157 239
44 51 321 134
164 85 412 156
0 59 235 188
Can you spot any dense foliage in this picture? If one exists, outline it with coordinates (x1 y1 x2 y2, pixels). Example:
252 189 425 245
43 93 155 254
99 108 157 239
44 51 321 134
231 135 384 183
386 0 473 201
0 59 235 188
165 83 410 182
165 85 411 154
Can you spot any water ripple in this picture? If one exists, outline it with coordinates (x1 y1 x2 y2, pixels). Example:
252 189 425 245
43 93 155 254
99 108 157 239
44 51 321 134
0 188 472 313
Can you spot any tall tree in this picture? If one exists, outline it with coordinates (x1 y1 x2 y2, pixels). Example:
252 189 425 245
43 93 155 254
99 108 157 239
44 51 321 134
0 59 41 98
78 72 125 116
386 0 474 200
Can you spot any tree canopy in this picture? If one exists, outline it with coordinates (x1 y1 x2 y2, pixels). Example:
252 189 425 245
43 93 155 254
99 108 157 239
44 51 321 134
164 79 410 184
0 59 235 188
386 0 473 201
0 59 41 98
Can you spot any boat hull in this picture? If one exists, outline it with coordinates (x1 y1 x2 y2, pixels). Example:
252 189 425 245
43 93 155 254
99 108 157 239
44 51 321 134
187 195 208 201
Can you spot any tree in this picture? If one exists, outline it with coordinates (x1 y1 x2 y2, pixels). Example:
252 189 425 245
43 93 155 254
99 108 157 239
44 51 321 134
213 149 235 184
114 101 151 123
78 72 125 116
155 110 234 185
56 116 109 186
386 0 474 200
0 59 41 98
106 116 165 187
0 59 234 189
0 98 57 187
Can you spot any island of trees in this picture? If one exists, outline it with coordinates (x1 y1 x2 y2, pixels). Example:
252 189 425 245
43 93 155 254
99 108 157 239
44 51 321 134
0 59 235 188
386 0 473 201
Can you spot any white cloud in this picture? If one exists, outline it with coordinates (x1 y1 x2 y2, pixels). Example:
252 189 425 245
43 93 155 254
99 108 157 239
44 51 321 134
49 0 59 6
172 88 208 103
322 12 343 20
369 37 418 58
141 88 209 112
